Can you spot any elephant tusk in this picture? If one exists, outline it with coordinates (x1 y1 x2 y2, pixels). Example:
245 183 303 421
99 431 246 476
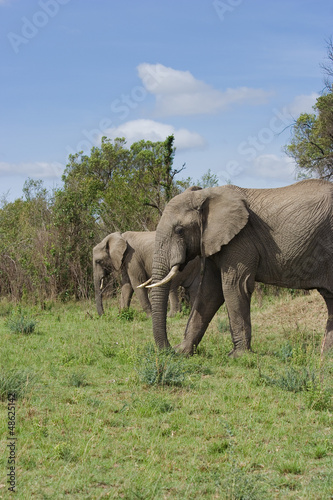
146 265 180 288
100 278 104 290
137 277 153 289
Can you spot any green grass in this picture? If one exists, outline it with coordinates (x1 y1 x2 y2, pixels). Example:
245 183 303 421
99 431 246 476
0 292 332 498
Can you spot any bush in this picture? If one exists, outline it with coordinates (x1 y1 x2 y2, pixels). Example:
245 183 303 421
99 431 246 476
0 369 35 401
260 366 316 393
117 308 135 321
6 313 37 334
68 371 89 387
304 380 333 411
135 343 189 387
222 463 269 499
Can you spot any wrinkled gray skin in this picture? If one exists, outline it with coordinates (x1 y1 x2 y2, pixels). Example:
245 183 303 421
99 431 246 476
150 179 333 356
93 231 201 317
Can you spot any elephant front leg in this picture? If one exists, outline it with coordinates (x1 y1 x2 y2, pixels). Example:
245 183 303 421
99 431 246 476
129 275 152 316
222 273 254 356
120 281 134 310
176 259 224 354
132 283 152 316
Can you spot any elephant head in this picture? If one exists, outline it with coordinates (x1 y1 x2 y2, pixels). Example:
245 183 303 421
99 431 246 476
150 186 249 349
93 232 127 316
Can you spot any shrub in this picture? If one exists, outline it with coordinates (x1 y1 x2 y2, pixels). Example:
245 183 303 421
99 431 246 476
68 371 89 387
6 312 37 334
222 463 269 499
0 369 35 401
135 343 189 387
260 367 316 393
54 441 76 461
117 307 135 321
304 380 332 411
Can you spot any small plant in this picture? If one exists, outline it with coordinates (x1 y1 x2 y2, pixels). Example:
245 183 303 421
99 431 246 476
6 312 37 334
278 341 294 362
208 440 230 455
222 462 268 499
259 366 316 393
98 340 117 358
0 369 35 401
117 307 135 321
313 445 328 459
0 301 13 317
54 441 76 461
278 460 303 475
217 317 229 334
286 326 317 366
135 343 188 387
304 379 332 411
133 395 174 417
68 371 89 387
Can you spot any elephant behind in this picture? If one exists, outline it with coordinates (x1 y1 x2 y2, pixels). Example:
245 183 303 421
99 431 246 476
93 231 201 316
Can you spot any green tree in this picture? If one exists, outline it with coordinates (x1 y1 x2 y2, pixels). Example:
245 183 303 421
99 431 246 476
62 135 184 232
0 182 56 302
285 95 333 181
285 41 333 181
196 169 219 188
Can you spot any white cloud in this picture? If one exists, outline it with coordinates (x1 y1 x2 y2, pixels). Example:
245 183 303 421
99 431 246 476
286 92 319 117
252 154 296 181
137 63 272 116
218 155 297 189
104 119 205 150
0 161 63 178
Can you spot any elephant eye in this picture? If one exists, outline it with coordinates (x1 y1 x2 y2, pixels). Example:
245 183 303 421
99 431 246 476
174 226 184 236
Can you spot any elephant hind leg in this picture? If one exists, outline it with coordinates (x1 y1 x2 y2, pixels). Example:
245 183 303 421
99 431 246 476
223 273 255 356
320 294 333 353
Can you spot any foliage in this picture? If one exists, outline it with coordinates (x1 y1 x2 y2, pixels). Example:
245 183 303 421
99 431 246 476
0 135 196 303
196 168 219 188
62 134 184 232
285 105 333 180
285 40 333 180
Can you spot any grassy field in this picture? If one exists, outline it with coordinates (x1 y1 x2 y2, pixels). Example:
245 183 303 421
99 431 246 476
0 289 332 499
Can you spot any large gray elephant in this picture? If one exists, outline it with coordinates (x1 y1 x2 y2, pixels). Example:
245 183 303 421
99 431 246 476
93 231 201 317
148 179 333 356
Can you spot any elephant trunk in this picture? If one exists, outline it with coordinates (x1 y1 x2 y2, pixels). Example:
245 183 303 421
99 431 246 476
93 264 104 316
151 257 172 349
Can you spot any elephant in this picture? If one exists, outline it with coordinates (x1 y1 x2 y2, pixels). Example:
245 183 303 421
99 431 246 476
93 231 201 317
148 179 333 356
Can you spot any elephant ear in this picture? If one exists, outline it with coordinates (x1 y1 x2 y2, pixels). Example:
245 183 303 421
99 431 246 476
106 232 127 271
194 187 249 257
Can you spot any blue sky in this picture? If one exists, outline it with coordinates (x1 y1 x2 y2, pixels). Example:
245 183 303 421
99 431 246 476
1 0 332 201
